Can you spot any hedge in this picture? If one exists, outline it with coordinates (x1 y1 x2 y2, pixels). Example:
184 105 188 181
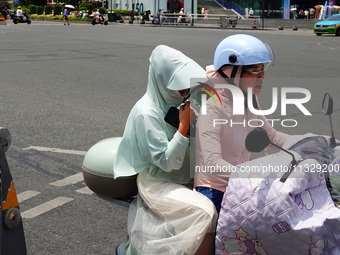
36 6 43 15
30 14 92 22
24 6 140 17
29 4 37 14
79 2 94 10
54 5 63 15
98 7 107 14
108 9 138 16
44 5 52 14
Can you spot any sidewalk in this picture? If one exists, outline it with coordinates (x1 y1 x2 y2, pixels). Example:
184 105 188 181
254 18 316 29
138 16 317 30
2 17 317 31
192 17 316 30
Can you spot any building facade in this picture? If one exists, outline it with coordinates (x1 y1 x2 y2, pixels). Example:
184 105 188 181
107 0 198 16
226 0 339 18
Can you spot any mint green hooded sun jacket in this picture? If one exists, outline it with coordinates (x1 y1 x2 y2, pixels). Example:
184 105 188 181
114 45 207 184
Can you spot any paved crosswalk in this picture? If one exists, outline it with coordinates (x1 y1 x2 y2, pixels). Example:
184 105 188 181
21 197 74 219
19 146 94 219
22 146 87 156
50 172 84 187
17 190 41 203
18 173 93 219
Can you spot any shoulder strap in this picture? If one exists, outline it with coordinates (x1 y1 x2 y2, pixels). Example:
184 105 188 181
217 65 238 85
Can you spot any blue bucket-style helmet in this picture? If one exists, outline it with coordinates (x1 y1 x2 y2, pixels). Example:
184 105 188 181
213 34 275 71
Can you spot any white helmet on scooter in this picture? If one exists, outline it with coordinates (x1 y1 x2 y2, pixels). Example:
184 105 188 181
213 34 275 71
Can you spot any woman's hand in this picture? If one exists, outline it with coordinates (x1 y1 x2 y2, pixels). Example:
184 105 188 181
178 101 195 137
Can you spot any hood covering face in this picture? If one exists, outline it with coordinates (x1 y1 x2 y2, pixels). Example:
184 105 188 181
114 45 207 179
146 45 207 113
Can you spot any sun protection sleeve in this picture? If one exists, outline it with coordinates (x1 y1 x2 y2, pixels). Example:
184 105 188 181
259 114 289 147
195 102 237 181
135 114 190 172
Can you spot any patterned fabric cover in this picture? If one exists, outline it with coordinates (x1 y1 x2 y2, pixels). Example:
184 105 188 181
216 135 340 255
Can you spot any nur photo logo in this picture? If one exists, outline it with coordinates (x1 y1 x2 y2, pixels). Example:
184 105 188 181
199 84 222 108
199 84 312 128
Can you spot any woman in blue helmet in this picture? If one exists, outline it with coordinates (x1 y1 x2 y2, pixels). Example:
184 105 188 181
194 34 289 212
193 34 290 253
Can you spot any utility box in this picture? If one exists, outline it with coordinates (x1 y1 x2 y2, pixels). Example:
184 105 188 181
219 16 228 29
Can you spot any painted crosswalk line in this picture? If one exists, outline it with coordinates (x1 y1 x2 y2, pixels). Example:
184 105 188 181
76 187 93 195
17 190 41 203
19 146 93 218
50 172 84 187
21 197 74 219
23 146 87 156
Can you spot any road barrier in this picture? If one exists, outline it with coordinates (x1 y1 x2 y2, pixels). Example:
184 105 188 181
140 13 263 29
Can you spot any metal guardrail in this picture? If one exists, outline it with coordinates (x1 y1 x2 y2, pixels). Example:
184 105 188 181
143 13 263 29
147 13 193 26
217 15 263 29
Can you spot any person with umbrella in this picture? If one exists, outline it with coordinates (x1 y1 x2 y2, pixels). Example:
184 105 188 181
63 5 74 25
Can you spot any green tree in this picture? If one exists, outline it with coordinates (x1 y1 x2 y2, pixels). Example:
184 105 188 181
29 0 48 6
29 4 37 14
36 5 43 14
0 1 10 10
54 5 63 15
44 5 52 14
80 1 95 11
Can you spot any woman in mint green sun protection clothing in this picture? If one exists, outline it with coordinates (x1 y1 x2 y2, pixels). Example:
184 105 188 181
114 45 217 255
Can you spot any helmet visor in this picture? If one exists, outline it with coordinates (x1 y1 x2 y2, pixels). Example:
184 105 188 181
240 43 275 68
243 62 271 74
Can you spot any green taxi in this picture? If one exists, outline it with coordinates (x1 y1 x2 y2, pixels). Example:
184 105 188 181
314 14 340 36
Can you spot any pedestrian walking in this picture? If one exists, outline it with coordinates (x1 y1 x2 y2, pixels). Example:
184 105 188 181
63 7 70 25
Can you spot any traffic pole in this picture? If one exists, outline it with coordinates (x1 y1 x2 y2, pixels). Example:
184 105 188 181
252 17 257 29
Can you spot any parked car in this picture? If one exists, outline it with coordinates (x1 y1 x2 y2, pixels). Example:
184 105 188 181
314 13 340 36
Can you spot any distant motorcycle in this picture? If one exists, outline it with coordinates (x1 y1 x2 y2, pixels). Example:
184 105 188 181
91 15 108 25
13 13 31 24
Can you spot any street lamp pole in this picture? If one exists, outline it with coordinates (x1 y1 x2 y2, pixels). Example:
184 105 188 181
262 0 265 29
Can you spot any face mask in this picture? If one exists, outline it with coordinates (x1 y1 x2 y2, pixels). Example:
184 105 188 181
181 89 190 98
167 90 186 105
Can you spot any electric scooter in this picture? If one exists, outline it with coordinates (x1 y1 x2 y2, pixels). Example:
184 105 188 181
82 93 340 254
13 13 31 24
215 93 340 255
91 15 108 25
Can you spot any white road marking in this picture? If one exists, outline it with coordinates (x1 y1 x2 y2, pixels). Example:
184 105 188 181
21 197 74 219
19 146 94 217
17 190 41 203
23 146 87 156
76 187 93 195
50 173 84 187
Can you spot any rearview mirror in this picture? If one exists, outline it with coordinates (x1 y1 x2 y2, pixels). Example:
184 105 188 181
245 127 270 153
322 93 333 116
322 93 336 147
245 127 297 182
